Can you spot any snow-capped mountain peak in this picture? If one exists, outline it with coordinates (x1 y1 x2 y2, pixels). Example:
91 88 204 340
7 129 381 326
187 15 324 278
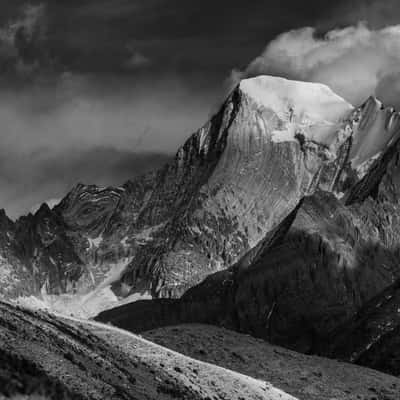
239 75 353 146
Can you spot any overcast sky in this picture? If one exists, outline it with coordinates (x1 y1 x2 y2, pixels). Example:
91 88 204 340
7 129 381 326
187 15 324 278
1 0 400 217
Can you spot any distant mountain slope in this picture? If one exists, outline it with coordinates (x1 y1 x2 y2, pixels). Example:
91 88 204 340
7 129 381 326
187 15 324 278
144 324 400 400
0 301 296 400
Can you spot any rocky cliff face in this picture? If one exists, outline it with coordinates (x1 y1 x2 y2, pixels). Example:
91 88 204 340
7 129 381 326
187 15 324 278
14 203 84 295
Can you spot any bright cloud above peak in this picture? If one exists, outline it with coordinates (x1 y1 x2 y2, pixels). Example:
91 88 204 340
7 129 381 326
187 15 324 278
232 22 400 108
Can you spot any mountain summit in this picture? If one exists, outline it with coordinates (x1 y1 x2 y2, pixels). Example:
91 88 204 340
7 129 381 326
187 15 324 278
240 76 353 144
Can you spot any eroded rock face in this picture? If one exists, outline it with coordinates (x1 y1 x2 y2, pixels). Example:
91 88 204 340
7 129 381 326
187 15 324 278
14 203 84 295
55 184 124 238
0 203 84 298
0 210 30 298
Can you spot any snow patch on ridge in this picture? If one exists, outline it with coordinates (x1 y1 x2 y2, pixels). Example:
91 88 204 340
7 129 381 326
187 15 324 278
88 234 103 249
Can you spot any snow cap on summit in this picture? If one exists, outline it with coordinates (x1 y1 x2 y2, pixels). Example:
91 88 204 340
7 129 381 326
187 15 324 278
239 75 354 146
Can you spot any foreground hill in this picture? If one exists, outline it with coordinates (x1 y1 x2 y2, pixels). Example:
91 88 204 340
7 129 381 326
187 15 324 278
144 324 400 400
0 301 294 400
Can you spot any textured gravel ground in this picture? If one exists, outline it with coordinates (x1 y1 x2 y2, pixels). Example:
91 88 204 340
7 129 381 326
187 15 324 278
0 302 296 400
144 324 400 400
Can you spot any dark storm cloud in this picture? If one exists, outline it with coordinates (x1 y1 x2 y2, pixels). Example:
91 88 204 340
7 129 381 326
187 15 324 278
0 3 48 78
1 0 400 217
1 1 346 79
2 0 398 81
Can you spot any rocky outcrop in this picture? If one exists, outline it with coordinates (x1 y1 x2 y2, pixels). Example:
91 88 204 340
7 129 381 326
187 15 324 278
0 203 84 298
0 210 30 298
105 172 157 238
13 203 84 295
55 184 124 239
